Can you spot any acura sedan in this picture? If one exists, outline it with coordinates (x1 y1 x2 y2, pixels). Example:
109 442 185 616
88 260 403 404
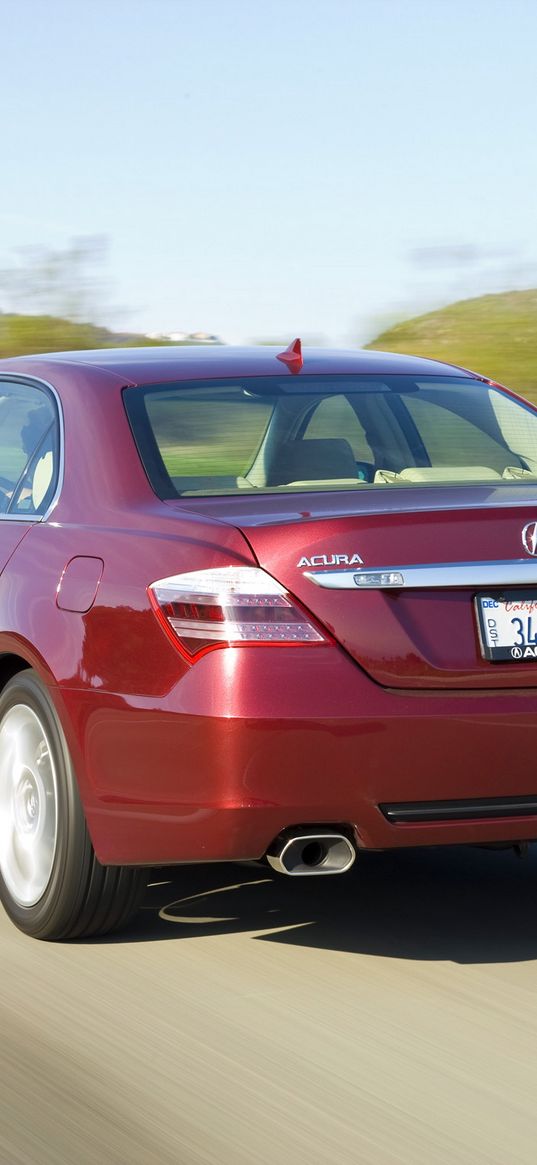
1 339 537 939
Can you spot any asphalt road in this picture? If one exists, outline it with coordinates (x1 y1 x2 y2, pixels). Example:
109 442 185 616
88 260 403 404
2 844 537 1165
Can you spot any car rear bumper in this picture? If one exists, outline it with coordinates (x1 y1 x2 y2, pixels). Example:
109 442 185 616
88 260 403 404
56 645 537 865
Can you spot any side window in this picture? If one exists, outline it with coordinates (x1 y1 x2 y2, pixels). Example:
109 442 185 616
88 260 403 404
303 395 373 464
0 381 59 518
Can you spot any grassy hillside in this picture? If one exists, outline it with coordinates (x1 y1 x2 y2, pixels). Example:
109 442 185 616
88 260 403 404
366 290 537 402
0 314 198 358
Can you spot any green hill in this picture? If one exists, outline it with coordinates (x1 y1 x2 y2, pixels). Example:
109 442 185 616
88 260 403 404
366 290 537 402
0 314 211 359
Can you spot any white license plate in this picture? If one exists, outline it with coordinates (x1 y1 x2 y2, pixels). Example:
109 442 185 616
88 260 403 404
476 591 537 661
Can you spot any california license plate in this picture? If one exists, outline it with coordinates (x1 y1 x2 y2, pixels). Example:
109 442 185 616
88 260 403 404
476 591 537 661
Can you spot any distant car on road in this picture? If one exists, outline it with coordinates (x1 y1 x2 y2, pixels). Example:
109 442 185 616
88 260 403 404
1 340 537 939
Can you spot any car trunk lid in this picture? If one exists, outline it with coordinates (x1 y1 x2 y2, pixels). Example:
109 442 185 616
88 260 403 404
172 486 537 689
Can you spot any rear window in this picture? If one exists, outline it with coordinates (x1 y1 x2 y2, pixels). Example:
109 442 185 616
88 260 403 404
123 375 537 497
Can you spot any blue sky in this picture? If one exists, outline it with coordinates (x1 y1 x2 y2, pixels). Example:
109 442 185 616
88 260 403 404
1 0 537 344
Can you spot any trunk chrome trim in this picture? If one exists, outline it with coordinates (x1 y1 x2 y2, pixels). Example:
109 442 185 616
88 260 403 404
304 559 537 590
380 795 537 823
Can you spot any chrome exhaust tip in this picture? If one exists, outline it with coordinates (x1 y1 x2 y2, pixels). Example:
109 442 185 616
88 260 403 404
266 830 356 876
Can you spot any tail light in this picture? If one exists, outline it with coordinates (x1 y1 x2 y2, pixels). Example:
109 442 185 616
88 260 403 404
148 566 329 661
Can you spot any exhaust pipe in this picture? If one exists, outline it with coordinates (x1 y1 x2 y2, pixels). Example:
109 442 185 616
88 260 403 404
266 830 356 876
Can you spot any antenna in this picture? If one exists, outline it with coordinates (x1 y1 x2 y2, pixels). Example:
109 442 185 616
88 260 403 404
276 338 303 374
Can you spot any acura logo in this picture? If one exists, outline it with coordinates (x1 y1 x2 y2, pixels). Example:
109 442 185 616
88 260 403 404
522 522 537 557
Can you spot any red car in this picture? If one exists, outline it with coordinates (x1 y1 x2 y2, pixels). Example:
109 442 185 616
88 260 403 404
1 339 537 940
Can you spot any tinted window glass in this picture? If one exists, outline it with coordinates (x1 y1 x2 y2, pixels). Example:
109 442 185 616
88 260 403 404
123 375 537 497
0 381 59 516
303 394 373 468
404 390 518 472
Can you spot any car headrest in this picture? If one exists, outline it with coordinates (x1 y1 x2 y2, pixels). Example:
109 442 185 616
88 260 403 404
32 450 54 509
267 438 357 485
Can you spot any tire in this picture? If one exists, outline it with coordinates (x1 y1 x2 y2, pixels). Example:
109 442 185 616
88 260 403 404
0 670 145 940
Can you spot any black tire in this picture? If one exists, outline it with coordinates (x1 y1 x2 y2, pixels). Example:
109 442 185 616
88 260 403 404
0 670 146 940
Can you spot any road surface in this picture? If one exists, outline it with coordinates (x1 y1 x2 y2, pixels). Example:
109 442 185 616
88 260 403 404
1 844 537 1164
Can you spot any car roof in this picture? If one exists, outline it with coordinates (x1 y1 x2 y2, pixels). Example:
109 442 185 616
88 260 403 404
0 344 474 387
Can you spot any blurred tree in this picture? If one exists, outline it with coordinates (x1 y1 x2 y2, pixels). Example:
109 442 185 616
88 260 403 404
0 236 222 356
0 236 111 323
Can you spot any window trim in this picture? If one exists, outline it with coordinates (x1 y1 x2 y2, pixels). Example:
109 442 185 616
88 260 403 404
0 374 64 522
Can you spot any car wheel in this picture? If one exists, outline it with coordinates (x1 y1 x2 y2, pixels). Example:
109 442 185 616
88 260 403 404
0 670 145 940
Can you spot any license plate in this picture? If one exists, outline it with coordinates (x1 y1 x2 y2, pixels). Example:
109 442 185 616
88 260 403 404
476 591 537 661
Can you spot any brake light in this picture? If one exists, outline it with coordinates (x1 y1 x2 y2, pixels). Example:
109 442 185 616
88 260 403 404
148 566 328 660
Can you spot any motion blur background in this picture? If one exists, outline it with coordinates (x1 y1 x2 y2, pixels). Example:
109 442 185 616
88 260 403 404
2 8 537 1165
1 0 537 394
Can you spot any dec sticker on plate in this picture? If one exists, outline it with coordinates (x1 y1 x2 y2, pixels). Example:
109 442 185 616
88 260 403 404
476 591 537 661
